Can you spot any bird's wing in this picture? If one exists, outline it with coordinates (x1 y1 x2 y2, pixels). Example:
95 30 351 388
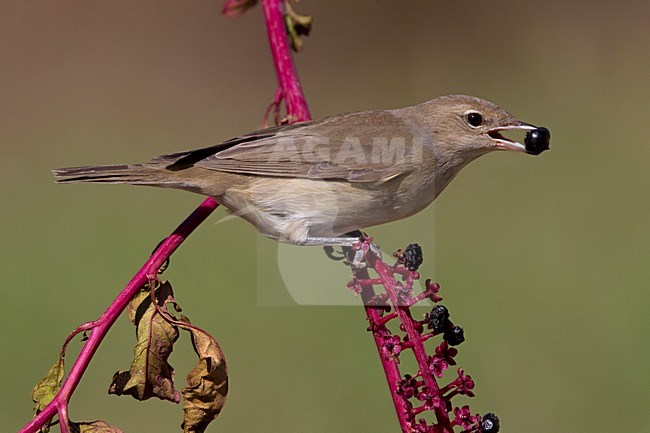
154 122 309 171
160 110 422 184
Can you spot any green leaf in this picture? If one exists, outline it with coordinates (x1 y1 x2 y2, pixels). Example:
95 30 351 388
70 420 124 433
108 281 180 403
180 316 229 433
31 353 65 427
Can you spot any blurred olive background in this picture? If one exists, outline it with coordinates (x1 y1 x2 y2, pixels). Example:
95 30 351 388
2 1 649 432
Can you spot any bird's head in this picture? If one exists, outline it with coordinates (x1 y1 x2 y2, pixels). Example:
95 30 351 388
416 94 550 160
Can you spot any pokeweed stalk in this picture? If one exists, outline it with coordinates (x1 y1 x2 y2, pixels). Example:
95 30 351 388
347 239 500 433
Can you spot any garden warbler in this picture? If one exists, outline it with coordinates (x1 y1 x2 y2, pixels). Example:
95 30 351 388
54 95 550 245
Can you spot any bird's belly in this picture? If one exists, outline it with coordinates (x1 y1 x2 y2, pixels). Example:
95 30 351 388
221 177 436 240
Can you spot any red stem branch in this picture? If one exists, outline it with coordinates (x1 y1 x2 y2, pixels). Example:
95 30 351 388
371 255 453 430
356 267 413 433
261 0 311 122
20 2 311 431
19 198 219 433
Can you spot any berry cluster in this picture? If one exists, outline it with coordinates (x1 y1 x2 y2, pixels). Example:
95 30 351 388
347 239 499 433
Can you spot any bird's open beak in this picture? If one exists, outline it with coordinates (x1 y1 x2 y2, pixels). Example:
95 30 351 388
487 123 536 153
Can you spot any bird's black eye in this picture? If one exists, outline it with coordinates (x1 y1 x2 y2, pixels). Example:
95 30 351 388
466 112 483 127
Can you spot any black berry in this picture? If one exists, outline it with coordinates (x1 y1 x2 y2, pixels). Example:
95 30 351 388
403 243 423 271
524 127 550 155
480 413 500 433
443 325 465 346
427 305 451 332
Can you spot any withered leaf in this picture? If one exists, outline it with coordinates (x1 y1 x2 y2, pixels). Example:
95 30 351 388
284 1 313 52
109 281 180 403
32 354 65 422
180 316 228 433
70 420 124 433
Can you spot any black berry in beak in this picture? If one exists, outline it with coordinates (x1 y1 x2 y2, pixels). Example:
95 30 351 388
524 127 550 155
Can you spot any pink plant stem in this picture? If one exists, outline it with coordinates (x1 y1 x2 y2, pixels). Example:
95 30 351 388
21 3 311 431
354 266 412 433
261 0 311 122
19 198 219 433
370 253 453 430
57 405 70 433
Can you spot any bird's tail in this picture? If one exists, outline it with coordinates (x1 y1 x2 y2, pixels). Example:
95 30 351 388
52 164 167 185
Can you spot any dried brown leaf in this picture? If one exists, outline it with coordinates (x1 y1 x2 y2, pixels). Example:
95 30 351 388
70 420 124 433
284 1 312 52
108 281 180 403
180 316 228 433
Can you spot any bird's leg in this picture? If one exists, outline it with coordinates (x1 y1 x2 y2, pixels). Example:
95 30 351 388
322 230 365 260
300 236 361 246
265 231 362 247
